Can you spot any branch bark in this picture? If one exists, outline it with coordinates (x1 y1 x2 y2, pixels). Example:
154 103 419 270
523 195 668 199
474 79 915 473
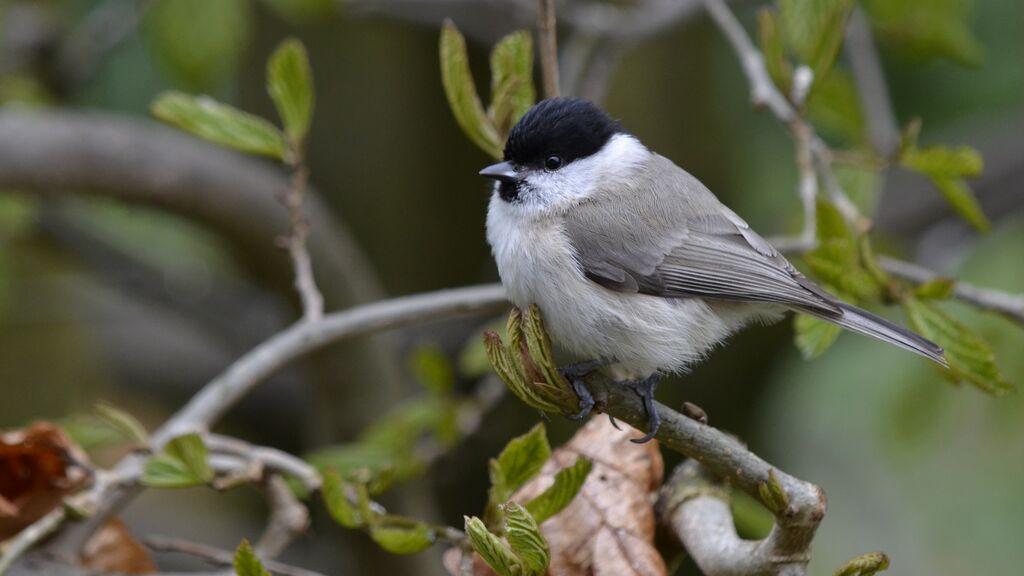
537 0 561 98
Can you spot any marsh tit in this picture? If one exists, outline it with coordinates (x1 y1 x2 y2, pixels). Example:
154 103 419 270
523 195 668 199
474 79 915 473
480 97 946 442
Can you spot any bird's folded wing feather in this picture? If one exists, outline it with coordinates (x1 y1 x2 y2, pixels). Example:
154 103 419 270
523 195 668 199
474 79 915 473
563 154 840 315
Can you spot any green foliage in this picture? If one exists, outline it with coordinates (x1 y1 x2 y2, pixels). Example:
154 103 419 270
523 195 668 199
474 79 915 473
758 8 792 95
147 0 252 90
780 0 855 83
862 0 983 66
233 540 270 576
503 502 549 573
490 423 551 504
900 134 989 231
833 551 890 576
465 516 524 576
524 456 592 524
322 470 362 528
369 524 435 555
94 402 148 444
142 433 214 488
757 469 790 514
151 92 288 160
802 199 883 302
410 345 455 396
439 21 536 159
794 314 842 359
267 38 315 144
806 69 865 144
913 278 957 300
904 298 1012 394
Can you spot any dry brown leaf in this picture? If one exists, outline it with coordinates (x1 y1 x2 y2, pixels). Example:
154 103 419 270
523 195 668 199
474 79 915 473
446 418 667 576
81 519 157 574
0 422 90 540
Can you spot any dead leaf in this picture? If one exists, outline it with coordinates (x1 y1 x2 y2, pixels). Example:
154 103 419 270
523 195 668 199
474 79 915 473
0 422 90 540
446 418 667 576
81 519 157 574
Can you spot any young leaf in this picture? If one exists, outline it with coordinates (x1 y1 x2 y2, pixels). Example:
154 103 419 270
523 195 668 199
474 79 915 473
439 20 503 159
490 423 551 502
932 177 991 232
465 516 521 576
233 539 270 576
142 432 213 488
503 502 549 574
901 145 983 178
370 524 435 555
779 0 855 83
904 297 1012 394
94 402 148 444
489 30 534 138
807 69 865 144
758 8 792 95
525 456 592 524
321 470 362 528
151 92 287 160
913 278 956 300
267 38 314 144
794 314 842 359
834 551 890 576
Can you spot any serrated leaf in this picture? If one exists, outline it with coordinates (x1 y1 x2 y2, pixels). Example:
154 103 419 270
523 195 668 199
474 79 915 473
804 240 881 301
863 0 983 66
758 8 793 96
489 30 534 139
233 539 270 576
504 502 549 574
465 516 521 576
267 38 314 144
410 345 454 395
901 145 983 178
94 402 148 444
142 432 212 488
807 68 865 144
913 278 956 300
780 0 855 82
321 470 361 528
490 423 551 503
440 20 503 159
933 177 990 231
147 0 251 90
151 92 287 159
794 314 842 359
370 524 435 555
904 298 1012 394
525 456 592 524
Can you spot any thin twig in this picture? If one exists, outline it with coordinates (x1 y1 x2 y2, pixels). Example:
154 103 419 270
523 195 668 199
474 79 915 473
281 160 324 322
145 535 327 576
0 508 66 575
793 121 818 248
537 0 561 98
256 475 311 559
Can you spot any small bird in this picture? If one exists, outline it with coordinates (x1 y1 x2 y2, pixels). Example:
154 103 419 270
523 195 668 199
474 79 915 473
480 97 946 442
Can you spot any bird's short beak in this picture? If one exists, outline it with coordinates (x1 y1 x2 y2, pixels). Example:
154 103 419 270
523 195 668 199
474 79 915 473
479 161 518 183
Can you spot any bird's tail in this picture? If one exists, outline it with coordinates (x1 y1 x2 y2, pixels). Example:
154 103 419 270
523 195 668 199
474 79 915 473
812 302 948 367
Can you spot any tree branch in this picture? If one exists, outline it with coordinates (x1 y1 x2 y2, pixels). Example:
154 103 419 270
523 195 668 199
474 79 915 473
537 0 561 98
144 535 326 576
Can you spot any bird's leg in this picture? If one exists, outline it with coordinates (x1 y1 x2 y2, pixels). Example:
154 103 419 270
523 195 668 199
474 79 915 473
558 359 610 421
620 372 662 444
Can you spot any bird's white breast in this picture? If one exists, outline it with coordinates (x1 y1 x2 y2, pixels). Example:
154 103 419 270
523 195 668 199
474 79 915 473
486 195 752 375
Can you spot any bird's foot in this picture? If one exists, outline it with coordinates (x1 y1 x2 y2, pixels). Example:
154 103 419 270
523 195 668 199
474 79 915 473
558 359 609 421
619 373 662 444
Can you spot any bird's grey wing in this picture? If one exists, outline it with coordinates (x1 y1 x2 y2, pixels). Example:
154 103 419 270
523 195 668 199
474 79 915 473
564 155 840 315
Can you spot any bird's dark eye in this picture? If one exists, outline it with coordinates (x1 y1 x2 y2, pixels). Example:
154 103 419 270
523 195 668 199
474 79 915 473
544 154 563 171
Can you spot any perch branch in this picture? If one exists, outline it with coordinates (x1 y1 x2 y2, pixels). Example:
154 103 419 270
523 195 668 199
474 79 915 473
537 0 561 98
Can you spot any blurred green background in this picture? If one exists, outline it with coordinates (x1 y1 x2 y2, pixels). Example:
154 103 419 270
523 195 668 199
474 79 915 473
1 0 1023 574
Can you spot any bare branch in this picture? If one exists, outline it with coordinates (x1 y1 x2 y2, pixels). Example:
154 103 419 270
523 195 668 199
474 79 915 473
537 0 561 98
0 509 66 575
256 475 311 559
145 535 327 576
280 161 324 322
659 460 817 576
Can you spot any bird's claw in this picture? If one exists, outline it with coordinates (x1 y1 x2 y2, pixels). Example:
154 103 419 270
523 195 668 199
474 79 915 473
558 359 607 421
623 373 661 444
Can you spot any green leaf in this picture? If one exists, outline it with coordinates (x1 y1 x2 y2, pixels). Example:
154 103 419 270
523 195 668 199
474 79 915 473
913 278 956 300
370 524 435 555
233 539 270 576
932 177 991 232
488 30 535 139
758 8 793 96
780 0 855 82
147 0 251 90
439 20 503 159
151 92 288 160
757 469 790 514
806 69 865 144
834 551 890 576
901 145 983 178
142 432 213 488
862 0 983 66
803 199 882 301
794 314 842 359
321 470 362 528
267 38 314 144
904 297 1012 394
465 516 521 576
95 402 148 444
410 345 454 395
490 423 551 503
525 456 592 524
504 502 549 574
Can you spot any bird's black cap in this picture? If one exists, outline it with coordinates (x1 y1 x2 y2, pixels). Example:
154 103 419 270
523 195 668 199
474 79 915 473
503 97 624 168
